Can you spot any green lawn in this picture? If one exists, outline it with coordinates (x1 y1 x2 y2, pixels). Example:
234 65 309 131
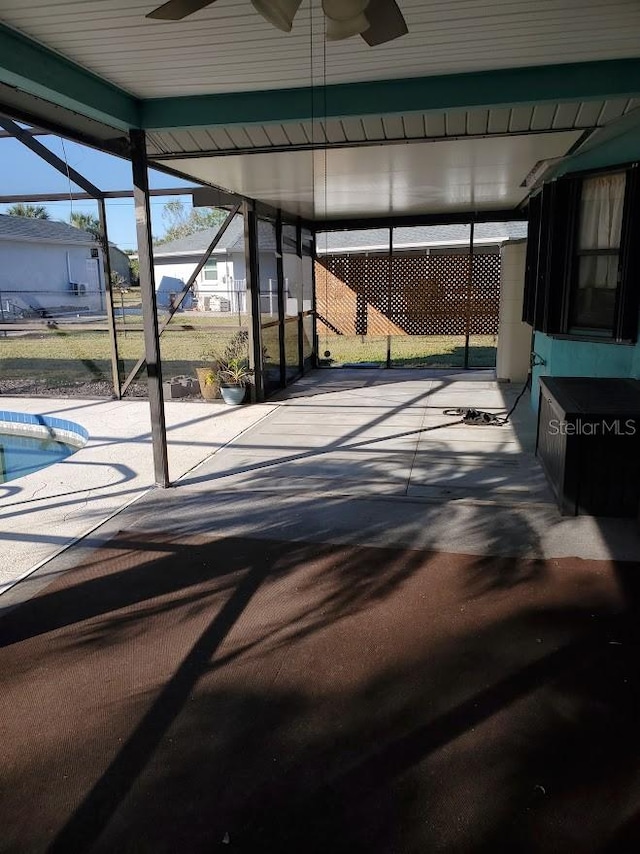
0 314 249 386
0 311 497 394
320 335 497 368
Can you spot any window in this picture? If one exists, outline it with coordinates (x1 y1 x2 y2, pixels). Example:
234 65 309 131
203 260 218 281
523 164 640 343
569 172 625 335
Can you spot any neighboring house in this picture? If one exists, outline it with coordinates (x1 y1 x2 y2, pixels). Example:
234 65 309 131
152 218 525 318
108 243 132 285
0 214 105 316
152 216 281 314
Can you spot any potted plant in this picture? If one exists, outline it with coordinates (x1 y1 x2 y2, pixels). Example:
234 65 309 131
215 330 253 405
195 361 220 401
218 357 252 404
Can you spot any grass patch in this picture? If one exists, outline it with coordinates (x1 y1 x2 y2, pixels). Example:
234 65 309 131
0 315 250 387
320 334 497 368
1 311 497 396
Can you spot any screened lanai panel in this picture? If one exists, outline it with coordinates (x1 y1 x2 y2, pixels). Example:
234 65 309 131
315 228 391 334
314 223 510 368
282 223 301 382
301 229 314 368
257 215 281 393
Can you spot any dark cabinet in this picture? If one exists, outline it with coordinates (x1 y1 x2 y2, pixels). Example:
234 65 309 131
536 377 640 517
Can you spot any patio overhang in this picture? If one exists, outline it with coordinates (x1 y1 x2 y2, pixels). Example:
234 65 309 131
2 7 640 221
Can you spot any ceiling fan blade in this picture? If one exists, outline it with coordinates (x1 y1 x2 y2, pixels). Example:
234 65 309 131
361 0 408 46
146 0 218 21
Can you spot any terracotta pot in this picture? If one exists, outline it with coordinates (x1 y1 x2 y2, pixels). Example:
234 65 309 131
196 366 220 401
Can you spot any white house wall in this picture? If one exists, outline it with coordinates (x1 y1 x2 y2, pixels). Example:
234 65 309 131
283 252 303 317
0 240 104 313
152 260 195 286
153 253 252 312
496 242 532 383
152 250 312 318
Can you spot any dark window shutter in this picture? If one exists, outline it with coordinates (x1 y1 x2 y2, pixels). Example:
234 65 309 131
542 177 577 334
522 193 540 325
616 164 640 342
532 183 552 330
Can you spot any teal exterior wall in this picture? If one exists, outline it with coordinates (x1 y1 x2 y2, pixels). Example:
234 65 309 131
531 332 640 409
530 124 640 409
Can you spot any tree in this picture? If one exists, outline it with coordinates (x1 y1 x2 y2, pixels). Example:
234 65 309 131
122 249 140 284
156 200 226 244
6 203 50 219
69 211 100 239
128 256 140 284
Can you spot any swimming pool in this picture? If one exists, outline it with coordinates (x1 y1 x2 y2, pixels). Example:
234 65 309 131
0 411 88 484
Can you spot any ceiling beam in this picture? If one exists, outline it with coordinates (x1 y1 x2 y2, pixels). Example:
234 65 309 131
141 59 640 130
314 210 528 231
0 23 140 131
0 187 200 204
3 22 639 143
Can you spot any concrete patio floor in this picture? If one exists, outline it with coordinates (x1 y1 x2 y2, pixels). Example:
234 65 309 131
2 369 640 852
0 395 277 593
3 368 640 601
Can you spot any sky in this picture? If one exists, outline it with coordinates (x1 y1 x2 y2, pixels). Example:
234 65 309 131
0 133 199 250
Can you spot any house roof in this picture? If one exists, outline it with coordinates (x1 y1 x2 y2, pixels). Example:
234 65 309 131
316 222 528 253
154 218 527 259
0 213 96 246
153 216 278 258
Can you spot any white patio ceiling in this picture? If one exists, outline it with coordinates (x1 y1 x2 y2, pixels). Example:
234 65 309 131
156 131 583 219
1 0 639 222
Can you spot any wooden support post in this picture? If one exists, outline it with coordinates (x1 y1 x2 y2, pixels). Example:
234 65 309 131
130 129 170 488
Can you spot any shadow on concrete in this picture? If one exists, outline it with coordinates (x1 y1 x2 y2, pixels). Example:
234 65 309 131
3 526 640 852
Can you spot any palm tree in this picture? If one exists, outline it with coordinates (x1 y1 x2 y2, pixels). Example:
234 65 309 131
6 203 50 219
69 212 100 238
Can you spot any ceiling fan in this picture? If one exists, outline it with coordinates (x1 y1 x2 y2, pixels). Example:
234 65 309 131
146 0 408 46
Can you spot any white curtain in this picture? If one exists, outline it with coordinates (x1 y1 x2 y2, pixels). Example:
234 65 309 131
578 173 625 292
579 173 626 250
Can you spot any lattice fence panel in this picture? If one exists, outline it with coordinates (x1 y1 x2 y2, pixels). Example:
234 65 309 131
390 254 470 334
469 254 501 334
316 251 500 336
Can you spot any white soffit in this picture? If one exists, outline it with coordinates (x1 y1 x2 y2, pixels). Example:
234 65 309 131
145 100 640 157
155 131 582 219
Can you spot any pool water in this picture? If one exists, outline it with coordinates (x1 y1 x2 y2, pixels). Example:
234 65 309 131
0 432 76 484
